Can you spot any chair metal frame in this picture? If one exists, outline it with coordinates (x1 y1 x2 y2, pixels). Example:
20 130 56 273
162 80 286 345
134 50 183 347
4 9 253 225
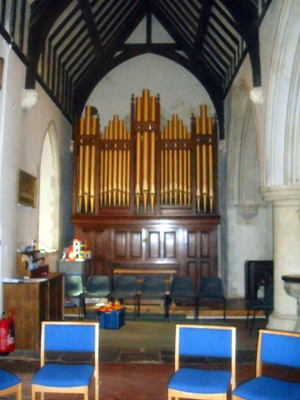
168 324 236 400
0 369 22 400
31 321 99 400
245 282 273 334
232 329 300 400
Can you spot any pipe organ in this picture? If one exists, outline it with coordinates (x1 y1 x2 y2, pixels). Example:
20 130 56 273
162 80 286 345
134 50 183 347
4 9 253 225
73 89 218 216
72 90 220 288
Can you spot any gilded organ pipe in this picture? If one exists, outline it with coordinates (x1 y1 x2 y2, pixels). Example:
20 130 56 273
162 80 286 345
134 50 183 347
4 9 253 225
208 116 214 212
133 89 159 213
77 118 84 212
83 107 91 213
74 95 217 217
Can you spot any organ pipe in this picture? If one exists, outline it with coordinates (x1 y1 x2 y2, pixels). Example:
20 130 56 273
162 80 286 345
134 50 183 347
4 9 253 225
73 92 217 216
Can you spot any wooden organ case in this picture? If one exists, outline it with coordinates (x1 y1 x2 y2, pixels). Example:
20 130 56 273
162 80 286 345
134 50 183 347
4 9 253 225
71 89 220 289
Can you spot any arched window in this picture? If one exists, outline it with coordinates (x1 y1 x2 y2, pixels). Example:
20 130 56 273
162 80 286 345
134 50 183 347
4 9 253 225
39 126 60 251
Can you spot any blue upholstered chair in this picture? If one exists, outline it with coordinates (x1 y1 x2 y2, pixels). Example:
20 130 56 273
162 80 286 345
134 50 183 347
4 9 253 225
168 324 236 400
232 329 300 400
0 368 22 399
31 321 99 400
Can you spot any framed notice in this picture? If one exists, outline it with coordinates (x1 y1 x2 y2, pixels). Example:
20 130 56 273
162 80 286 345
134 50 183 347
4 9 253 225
18 169 37 208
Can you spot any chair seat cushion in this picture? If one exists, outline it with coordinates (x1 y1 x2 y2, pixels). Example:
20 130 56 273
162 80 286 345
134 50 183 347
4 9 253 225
32 364 94 388
168 368 231 394
233 376 300 400
0 369 21 390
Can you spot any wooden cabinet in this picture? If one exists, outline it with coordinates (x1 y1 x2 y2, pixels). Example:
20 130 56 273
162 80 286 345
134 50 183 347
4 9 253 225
3 273 64 350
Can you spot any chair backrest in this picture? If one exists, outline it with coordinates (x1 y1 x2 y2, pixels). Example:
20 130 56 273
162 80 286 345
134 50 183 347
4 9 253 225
113 275 138 292
257 330 300 374
141 276 166 297
198 277 225 298
86 275 110 296
175 325 236 388
170 277 195 298
41 321 99 367
65 275 83 297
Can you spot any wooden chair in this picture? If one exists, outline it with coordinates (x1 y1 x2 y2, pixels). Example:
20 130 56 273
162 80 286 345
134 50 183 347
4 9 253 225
232 329 300 400
168 324 236 400
0 368 22 399
31 321 99 400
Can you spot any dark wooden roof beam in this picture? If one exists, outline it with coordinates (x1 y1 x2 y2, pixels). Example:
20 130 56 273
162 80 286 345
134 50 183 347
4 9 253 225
193 0 213 54
78 0 105 60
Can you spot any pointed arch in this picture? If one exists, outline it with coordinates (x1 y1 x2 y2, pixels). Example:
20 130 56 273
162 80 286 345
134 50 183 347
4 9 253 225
38 122 60 251
227 80 262 219
265 0 300 186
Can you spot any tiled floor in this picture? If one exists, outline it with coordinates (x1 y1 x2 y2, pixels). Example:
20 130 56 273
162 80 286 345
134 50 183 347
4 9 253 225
0 315 267 399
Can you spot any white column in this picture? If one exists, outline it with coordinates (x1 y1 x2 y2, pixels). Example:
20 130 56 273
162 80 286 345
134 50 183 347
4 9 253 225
261 185 300 331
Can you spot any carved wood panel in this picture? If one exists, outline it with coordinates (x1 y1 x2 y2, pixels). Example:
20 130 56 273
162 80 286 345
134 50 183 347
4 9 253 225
72 217 219 287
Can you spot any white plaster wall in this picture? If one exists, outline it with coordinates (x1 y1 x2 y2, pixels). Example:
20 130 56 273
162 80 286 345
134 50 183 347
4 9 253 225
86 53 215 129
0 39 72 312
227 206 273 297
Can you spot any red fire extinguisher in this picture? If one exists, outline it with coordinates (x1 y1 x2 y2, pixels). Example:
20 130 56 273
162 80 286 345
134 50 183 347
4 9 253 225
0 314 10 355
0 310 16 355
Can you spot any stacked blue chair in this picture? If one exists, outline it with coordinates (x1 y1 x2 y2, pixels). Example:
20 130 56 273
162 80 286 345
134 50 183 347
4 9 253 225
83 275 111 316
138 276 167 320
111 275 138 320
64 275 84 317
31 321 99 400
232 329 300 400
168 324 236 400
166 276 197 321
197 277 227 321
0 368 22 399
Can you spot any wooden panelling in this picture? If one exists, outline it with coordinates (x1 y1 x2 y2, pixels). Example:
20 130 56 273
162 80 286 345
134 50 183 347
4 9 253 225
114 231 127 259
200 231 210 257
72 216 220 287
129 231 143 258
187 231 197 258
148 231 160 259
164 231 176 259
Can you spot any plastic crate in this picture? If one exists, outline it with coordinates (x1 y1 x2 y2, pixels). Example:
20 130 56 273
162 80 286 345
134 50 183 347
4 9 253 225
99 309 125 329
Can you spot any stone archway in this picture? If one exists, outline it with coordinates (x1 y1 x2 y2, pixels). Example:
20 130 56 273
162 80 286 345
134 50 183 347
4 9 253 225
226 81 272 298
262 0 300 331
